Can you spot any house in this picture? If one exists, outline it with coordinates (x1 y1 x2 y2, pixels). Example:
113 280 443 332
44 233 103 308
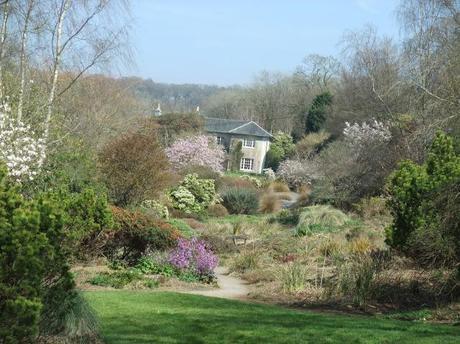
204 117 272 174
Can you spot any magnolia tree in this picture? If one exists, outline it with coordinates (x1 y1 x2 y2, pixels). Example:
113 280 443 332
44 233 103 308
277 159 320 189
166 135 226 173
0 104 45 182
343 120 392 147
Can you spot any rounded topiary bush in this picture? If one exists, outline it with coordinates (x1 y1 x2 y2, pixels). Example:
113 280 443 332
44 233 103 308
221 187 259 214
295 205 350 236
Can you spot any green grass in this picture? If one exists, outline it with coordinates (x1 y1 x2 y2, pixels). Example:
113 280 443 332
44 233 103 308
205 214 267 225
85 291 460 344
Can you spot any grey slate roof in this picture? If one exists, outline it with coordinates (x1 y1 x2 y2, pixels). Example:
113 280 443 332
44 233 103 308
204 117 272 138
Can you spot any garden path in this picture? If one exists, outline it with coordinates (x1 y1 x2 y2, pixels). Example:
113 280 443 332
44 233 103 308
180 267 249 300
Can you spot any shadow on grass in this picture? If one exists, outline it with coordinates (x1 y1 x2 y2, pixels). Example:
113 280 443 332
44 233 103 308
85 291 459 344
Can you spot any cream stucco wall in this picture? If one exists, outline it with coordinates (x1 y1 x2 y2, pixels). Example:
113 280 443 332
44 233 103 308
233 137 270 174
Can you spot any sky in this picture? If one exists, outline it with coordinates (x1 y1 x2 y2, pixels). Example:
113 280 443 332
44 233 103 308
127 0 401 86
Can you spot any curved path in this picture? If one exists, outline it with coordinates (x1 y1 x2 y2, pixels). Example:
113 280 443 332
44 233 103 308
181 267 249 300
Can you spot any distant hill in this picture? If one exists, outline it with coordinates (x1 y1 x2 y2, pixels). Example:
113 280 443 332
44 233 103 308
120 77 231 114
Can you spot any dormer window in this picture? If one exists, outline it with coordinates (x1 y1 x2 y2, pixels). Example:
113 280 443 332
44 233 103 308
243 138 255 148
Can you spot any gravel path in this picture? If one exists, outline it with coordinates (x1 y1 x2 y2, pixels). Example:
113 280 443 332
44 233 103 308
180 267 249 300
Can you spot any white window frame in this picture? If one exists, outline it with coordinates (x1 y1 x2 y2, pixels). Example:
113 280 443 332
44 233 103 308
242 138 255 148
240 158 254 171
216 136 223 145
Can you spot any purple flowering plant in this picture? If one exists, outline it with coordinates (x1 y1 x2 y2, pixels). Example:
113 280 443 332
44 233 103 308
168 238 218 278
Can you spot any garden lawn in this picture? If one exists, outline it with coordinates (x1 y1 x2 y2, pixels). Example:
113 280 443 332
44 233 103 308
85 291 460 344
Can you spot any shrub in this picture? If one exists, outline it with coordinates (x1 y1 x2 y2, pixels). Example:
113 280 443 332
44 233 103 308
259 192 281 214
99 124 172 206
62 187 113 243
305 92 333 133
386 132 460 270
140 199 169 219
329 252 387 306
88 269 152 289
221 187 259 214
269 209 300 226
167 218 195 238
241 174 263 188
217 175 255 191
207 203 229 217
0 166 76 342
295 131 330 159
166 135 226 173
103 206 181 264
295 205 350 236
169 174 218 215
168 238 218 280
277 159 319 189
264 132 295 170
155 112 204 146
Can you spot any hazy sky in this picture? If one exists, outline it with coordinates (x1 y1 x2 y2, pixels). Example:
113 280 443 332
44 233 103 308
128 0 401 86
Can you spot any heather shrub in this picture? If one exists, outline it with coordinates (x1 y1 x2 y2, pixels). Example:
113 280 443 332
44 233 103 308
99 124 172 206
103 206 181 264
386 132 460 270
221 187 259 214
169 174 218 215
168 238 218 280
166 135 225 173
207 203 229 217
259 192 281 214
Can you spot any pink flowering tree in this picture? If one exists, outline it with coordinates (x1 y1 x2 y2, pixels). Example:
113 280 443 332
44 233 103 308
166 135 226 172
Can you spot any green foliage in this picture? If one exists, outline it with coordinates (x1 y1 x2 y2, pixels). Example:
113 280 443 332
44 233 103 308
221 187 259 215
88 270 157 289
269 209 300 226
0 165 76 343
305 92 333 133
167 219 196 238
229 141 243 172
62 187 113 244
265 132 295 170
134 257 174 277
169 174 218 215
386 132 460 267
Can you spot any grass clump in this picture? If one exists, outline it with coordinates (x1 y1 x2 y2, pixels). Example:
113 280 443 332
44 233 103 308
295 205 351 236
259 192 281 214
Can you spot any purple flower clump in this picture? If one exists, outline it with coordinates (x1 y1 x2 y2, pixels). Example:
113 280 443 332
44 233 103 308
168 238 218 275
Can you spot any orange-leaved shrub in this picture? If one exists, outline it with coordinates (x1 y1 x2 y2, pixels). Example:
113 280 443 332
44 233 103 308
102 206 181 264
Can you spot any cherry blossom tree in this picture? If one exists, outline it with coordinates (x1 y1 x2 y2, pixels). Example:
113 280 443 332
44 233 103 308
166 135 226 173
